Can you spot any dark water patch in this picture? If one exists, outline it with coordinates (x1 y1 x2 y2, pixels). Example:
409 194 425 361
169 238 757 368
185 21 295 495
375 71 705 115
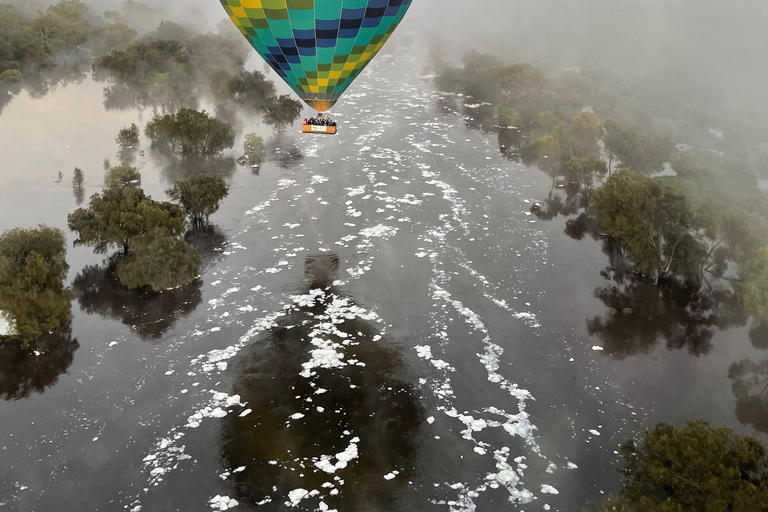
72 258 203 341
185 225 228 273
729 357 768 434
0 330 79 401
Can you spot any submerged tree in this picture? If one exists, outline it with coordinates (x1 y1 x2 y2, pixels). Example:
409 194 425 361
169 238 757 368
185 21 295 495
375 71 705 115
166 174 229 228
600 421 768 512
68 187 185 255
116 123 140 160
243 133 266 165
263 95 302 131
565 156 608 190
116 230 201 291
104 162 141 189
68 187 201 292
729 357 768 434
72 167 84 188
531 134 562 191
590 169 704 278
145 108 235 156
602 120 674 174
0 226 72 346
736 247 768 322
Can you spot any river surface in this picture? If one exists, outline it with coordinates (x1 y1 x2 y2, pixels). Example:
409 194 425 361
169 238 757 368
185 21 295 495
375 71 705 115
0 43 766 512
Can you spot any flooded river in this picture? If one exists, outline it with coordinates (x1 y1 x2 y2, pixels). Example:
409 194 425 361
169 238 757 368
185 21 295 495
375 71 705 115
0 44 766 512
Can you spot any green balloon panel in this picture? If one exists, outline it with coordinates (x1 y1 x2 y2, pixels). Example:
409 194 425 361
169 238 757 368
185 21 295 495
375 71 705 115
219 0 413 111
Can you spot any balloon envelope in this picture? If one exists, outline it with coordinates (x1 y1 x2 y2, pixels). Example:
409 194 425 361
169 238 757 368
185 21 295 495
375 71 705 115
219 0 413 111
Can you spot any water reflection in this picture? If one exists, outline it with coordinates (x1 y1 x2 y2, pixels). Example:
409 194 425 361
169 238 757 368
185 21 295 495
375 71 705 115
185 226 227 273
159 156 237 183
221 254 424 511
72 258 202 340
729 357 768 434
101 81 198 112
463 104 495 132
268 135 304 169
0 60 88 116
0 329 79 401
73 186 86 206
749 322 768 350
586 271 735 359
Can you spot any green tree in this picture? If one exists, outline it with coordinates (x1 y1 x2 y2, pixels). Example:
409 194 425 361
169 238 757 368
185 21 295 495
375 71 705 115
736 247 768 322
115 230 201 291
0 69 20 82
531 135 562 190
68 187 185 256
496 106 520 128
695 204 768 275
263 95 302 131
211 69 276 109
28 0 90 52
0 226 72 346
166 174 229 227
569 111 603 157
103 158 111 171
603 120 674 174
85 22 136 57
565 156 607 189
104 163 141 189
591 168 704 278
100 39 192 84
72 167 84 188
145 109 235 156
243 133 266 165
116 123 140 147
600 421 768 512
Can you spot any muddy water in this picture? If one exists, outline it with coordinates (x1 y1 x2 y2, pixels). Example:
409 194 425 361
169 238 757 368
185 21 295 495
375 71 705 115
0 45 765 512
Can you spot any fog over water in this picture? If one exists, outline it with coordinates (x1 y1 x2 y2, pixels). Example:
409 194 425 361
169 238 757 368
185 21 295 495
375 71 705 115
2 1 768 511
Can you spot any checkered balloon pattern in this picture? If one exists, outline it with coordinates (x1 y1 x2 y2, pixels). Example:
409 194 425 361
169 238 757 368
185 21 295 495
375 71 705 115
219 0 413 111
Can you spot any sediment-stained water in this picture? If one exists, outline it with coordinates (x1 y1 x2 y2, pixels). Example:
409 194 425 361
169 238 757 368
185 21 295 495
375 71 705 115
0 43 765 512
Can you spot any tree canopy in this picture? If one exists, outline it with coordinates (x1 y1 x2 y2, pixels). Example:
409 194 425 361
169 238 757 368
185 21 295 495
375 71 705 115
0 226 72 346
263 95 303 131
243 133 266 165
591 169 703 278
115 230 201 291
166 174 229 228
601 421 768 512
68 186 185 255
105 163 141 189
145 109 235 156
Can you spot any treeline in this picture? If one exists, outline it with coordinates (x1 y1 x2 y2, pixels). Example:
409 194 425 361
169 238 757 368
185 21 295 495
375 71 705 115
0 0 92 81
0 0 280 113
433 52 768 329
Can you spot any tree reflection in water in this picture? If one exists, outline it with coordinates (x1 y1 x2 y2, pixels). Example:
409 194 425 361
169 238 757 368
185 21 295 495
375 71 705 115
159 156 237 184
268 134 304 169
729 358 768 434
221 254 424 511
101 81 198 112
587 270 732 359
185 225 227 273
0 329 79 401
72 257 202 341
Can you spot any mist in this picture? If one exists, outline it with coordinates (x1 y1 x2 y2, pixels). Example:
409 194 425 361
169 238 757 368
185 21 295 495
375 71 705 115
47 0 767 126
411 0 768 125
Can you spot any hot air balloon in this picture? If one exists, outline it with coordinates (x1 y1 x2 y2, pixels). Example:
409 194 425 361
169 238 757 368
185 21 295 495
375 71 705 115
219 0 412 114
